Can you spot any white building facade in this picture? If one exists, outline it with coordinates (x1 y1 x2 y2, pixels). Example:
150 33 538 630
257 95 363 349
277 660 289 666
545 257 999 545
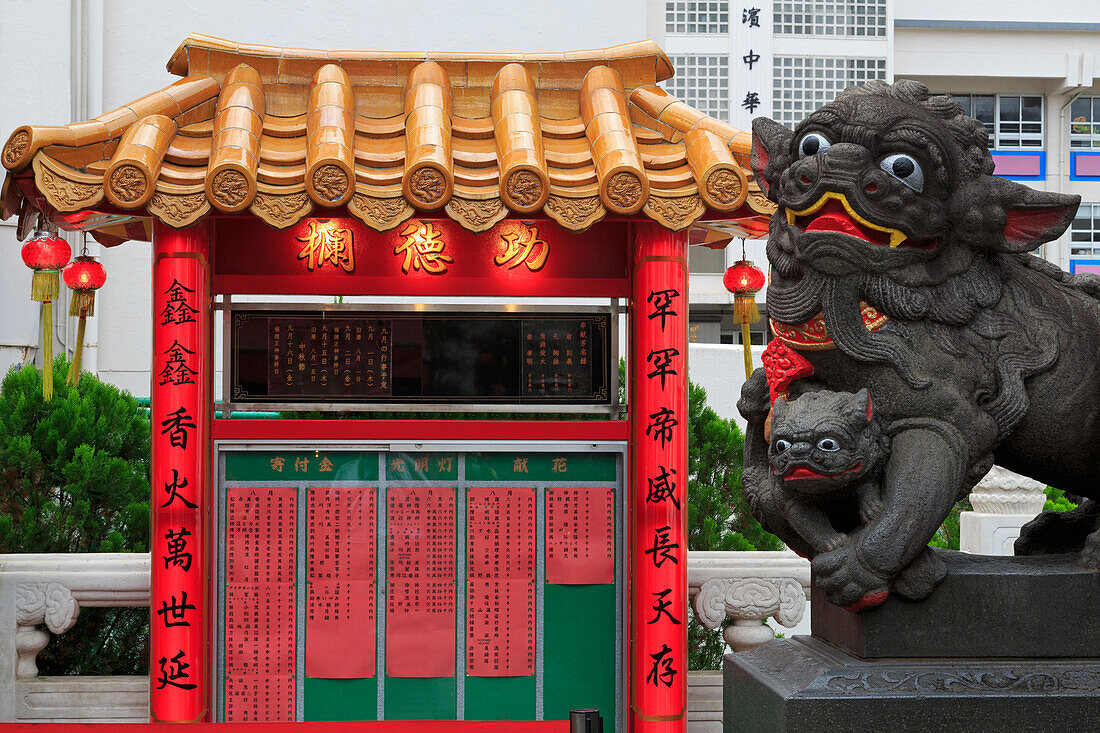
2 1 1099 410
647 0 1100 356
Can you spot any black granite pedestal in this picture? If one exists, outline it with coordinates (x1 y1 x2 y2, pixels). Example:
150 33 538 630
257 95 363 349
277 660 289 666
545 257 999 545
723 550 1100 732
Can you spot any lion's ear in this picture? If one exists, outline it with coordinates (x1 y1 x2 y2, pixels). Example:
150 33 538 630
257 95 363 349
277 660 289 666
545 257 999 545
848 388 872 424
751 117 794 201
988 178 1079 253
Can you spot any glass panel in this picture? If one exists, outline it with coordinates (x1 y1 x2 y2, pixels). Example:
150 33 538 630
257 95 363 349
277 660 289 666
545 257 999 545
1021 96 1042 122
952 95 972 116
1071 97 1091 134
999 96 1021 122
973 96 995 124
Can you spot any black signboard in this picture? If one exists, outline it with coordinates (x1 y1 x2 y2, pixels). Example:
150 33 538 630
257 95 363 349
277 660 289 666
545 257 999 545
229 310 612 406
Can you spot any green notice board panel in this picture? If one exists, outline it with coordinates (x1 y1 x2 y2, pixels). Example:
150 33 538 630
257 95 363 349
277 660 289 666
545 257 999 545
543 584 617 728
220 448 619 726
466 451 616 482
304 677 376 721
225 450 379 481
384 677 457 720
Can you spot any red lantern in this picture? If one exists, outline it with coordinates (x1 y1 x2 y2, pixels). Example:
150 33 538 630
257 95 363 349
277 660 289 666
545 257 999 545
21 232 71 399
723 258 767 379
62 256 107 387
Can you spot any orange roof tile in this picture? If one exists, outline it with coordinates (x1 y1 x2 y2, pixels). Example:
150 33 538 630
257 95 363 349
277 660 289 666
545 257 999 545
2 35 774 244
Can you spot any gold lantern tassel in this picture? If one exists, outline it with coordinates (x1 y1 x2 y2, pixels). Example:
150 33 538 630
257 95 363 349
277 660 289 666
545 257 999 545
67 291 95 386
42 299 54 400
733 291 761 380
34 271 61 400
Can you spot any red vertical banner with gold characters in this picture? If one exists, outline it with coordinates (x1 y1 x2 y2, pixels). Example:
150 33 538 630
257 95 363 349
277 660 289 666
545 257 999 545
150 221 211 722
630 224 687 732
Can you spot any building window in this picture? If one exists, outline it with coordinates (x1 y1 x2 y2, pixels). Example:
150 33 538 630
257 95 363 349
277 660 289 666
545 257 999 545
773 0 888 37
665 1 729 34
664 55 730 122
1070 96 1100 149
1071 203 1100 257
951 94 1043 149
772 56 887 128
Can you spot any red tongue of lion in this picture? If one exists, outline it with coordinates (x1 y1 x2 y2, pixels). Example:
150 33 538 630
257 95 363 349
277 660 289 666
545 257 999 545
803 200 866 240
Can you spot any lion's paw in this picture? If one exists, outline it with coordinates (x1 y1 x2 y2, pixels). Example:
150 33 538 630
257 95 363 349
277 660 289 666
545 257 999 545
811 544 890 610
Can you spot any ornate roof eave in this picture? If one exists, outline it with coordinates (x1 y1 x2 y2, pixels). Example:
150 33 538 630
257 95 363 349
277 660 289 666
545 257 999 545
2 36 775 245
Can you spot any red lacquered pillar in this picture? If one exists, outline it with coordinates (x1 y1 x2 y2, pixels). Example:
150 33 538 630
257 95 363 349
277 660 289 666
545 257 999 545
150 220 212 722
629 223 688 732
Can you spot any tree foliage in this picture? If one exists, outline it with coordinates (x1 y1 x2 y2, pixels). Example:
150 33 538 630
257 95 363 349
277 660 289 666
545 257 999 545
0 356 150 674
686 382 782 670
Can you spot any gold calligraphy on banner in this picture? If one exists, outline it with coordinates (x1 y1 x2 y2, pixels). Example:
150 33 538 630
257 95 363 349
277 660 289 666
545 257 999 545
495 226 549 271
395 221 453 275
296 220 355 273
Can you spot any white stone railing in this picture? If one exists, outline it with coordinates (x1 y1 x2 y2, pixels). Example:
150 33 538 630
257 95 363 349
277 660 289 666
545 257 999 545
0 550 811 727
0 553 149 722
688 550 811 652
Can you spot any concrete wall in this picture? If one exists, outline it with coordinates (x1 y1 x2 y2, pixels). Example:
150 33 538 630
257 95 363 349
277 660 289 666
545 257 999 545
687 343 765 429
0 0 644 398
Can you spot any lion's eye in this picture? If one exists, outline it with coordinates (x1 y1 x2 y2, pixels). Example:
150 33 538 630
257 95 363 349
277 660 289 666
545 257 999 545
880 153 924 192
798 132 831 158
817 438 841 452
774 439 792 452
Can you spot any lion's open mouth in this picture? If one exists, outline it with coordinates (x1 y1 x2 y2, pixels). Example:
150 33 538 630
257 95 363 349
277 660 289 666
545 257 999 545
786 192 910 248
781 463 863 481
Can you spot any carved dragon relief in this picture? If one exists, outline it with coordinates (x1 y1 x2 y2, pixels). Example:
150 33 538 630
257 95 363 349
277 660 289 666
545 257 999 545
348 194 414 232
544 195 605 232
32 158 103 212
108 165 147 204
444 196 507 233
250 191 313 229
148 191 210 228
643 194 706 231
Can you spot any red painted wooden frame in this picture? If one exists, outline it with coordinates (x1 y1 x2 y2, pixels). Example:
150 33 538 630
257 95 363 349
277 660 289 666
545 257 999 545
0 723 569 732
214 419 628 443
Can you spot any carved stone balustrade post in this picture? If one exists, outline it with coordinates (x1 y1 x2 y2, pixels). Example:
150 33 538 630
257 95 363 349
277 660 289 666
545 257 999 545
960 465 1047 555
687 551 811 653
0 554 150 722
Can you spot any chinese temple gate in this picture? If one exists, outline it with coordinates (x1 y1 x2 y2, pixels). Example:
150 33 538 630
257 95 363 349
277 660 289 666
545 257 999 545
1 34 772 731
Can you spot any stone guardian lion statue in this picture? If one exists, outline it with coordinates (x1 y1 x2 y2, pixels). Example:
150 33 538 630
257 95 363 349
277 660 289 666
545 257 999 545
739 79 1100 611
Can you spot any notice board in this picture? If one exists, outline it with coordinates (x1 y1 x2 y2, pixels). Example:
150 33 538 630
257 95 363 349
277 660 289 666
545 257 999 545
220 449 620 726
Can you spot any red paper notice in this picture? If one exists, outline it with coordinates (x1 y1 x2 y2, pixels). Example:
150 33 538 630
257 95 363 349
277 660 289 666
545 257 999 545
467 579 535 676
386 487 456 678
224 487 297 722
467 487 535 580
546 487 615 584
226 487 297 584
306 487 377 678
225 583 296 675
306 579 376 678
307 487 376 581
224 674 294 723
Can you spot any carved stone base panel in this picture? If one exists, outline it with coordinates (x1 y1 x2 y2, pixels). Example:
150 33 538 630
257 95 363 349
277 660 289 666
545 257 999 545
811 549 1100 659
724 637 1100 733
